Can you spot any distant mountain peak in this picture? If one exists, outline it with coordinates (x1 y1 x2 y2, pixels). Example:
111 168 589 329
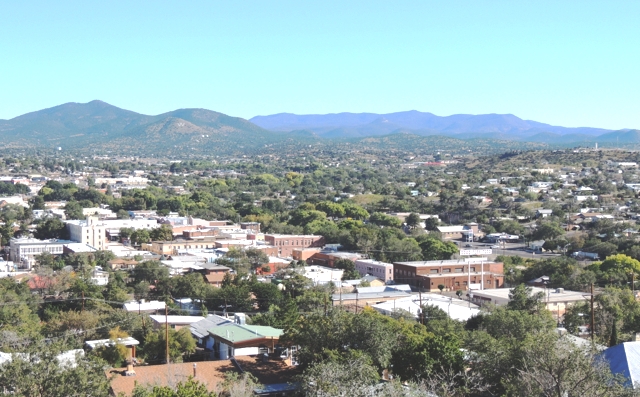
250 110 614 138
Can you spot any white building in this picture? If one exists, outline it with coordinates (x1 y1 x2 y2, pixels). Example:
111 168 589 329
123 300 166 313
66 216 107 249
301 265 344 286
9 238 72 269
66 216 160 248
354 259 394 283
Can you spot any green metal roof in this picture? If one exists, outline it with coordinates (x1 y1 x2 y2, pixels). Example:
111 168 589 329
208 324 283 343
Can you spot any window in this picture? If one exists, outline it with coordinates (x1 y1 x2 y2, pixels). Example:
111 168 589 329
470 267 476 272
455 268 463 273
443 269 451 273
430 269 438 274
455 282 460 286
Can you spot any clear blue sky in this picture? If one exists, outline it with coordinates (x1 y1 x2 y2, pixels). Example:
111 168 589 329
1 1 638 129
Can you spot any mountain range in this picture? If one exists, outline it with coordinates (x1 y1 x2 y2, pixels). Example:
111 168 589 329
250 110 615 139
0 101 637 155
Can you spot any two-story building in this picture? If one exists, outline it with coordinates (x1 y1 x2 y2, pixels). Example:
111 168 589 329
9 238 73 269
393 258 504 292
264 234 324 258
354 259 394 283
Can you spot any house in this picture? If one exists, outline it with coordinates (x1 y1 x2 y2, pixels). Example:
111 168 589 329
526 275 550 287
602 340 640 389
393 258 504 292
536 209 553 218
208 322 284 359
149 315 205 330
190 314 234 353
90 267 109 286
122 300 166 314
198 263 232 287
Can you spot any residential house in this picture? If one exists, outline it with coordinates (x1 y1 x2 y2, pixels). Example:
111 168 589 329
122 300 166 314
190 314 233 352
199 263 232 287
603 340 640 389
536 209 553 218
149 315 205 330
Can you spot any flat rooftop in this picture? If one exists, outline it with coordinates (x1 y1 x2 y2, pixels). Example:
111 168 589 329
394 258 495 267
471 287 587 303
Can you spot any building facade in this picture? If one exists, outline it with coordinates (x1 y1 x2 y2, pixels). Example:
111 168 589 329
393 258 504 292
264 234 325 258
66 216 108 249
354 259 394 283
9 238 72 269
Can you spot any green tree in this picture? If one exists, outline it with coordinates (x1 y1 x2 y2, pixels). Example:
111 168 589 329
0 341 111 397
64 201 85 220
141 327 196 363
334 258 360 280
507 284 546 314
416 235 458 261
34 217 69 240
405 212 421 229
533 221 565 241
149 224 174 241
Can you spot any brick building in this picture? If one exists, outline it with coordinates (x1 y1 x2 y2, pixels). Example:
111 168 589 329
264 234 324 258
393 258 504 292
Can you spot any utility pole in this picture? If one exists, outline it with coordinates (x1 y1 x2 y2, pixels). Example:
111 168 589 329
355 291 359 314
324 294 328 316
165 305 170 364
419 291 423 325
590 283 595 343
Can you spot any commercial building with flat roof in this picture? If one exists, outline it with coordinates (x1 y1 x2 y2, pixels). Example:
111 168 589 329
354 259 393 283
393 258 504 292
